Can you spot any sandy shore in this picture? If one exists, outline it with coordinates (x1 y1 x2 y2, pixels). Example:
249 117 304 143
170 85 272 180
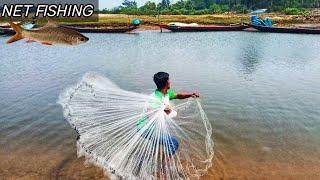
1 146 320 179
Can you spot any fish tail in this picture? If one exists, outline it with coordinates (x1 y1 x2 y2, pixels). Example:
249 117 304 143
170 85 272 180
7 22 24 44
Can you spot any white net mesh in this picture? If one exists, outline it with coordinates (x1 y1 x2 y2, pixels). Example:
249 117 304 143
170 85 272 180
58 73 214 180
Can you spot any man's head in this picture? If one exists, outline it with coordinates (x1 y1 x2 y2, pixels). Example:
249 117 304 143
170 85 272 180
153 72 171 91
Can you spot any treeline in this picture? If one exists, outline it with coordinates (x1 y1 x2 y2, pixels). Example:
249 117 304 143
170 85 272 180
101 0 320 15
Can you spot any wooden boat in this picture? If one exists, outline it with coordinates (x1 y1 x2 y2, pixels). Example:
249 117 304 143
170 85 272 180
0 22 21 29
0 25 10 29
0 23 36 36
0 27 14 35
0 24 136 35
0 28 7 35
249 24 320 34
62 26 138 33
159 23 249 32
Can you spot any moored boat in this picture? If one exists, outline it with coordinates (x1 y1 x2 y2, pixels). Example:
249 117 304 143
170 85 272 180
0 22 36 36
249 24 320 34
159 22 249 32
0 25 10 29
62 26 138 33
0 27 14 36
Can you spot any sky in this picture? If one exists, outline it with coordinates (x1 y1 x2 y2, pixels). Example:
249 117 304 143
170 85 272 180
100 0 176 9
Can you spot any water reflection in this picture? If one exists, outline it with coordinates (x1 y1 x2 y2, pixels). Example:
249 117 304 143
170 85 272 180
240 44 261 75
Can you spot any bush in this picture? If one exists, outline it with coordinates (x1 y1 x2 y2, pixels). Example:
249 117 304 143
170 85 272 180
210 4 222 14
234 4 247 14
171 9 183 15
120 7 139 15
283 8 308 15
270 5 283 12
209 4 230 14
220 5 230 13
160 9 171 15
179 9 192 15
194 9 211 15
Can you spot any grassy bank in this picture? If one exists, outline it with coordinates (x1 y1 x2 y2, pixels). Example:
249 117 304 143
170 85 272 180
62 14 320 27
1 13 319 27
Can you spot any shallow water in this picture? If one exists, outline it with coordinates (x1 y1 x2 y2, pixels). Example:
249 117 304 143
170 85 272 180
0 31 320 179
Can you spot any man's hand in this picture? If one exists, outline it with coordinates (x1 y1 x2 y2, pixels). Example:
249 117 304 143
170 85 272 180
176 92 200 99
192 92 200 98
164 106 172 115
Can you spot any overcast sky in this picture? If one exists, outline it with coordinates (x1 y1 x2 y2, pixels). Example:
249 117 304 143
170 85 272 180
100 0 177 9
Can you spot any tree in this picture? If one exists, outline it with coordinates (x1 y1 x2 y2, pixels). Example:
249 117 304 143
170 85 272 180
108 0 319 15
185 0 195 10
190 0 206 10
122 0 137 8
141 1 157 11
204 0 213 8
161 0 171 8
211 4 222 13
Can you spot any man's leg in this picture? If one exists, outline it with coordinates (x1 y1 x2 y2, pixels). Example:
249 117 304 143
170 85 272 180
161 136 179 157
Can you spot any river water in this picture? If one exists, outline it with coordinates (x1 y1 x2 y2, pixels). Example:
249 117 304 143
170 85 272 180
0 31 319 179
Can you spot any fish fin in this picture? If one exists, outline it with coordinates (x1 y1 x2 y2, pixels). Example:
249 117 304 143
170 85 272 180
26 39 36 43
44 19 59 28
41 42 53 46
6 22 24 44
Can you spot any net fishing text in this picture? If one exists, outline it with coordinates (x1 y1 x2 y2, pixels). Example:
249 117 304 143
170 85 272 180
0 4 94 17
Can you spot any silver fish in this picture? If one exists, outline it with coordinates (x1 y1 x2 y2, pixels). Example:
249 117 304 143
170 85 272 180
7 21 89 46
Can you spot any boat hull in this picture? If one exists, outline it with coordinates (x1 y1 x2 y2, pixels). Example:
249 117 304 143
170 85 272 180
159 24 248 32
250 24 320 34
0 27 14 36
62 26 137 33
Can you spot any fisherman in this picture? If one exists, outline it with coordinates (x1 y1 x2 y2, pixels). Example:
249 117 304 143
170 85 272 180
137 72 200 156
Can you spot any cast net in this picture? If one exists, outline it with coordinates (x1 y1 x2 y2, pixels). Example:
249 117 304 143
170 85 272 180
58 73 214 180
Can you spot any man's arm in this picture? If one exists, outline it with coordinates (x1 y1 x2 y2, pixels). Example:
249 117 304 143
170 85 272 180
175 92 200 100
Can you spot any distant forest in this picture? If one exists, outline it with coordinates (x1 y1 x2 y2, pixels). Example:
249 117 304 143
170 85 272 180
101 0 320 15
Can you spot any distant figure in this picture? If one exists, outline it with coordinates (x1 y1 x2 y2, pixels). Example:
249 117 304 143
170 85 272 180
133 19 140 27
31 17 37 25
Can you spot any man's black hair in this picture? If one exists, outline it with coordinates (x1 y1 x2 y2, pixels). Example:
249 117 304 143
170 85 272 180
153 72 169 90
